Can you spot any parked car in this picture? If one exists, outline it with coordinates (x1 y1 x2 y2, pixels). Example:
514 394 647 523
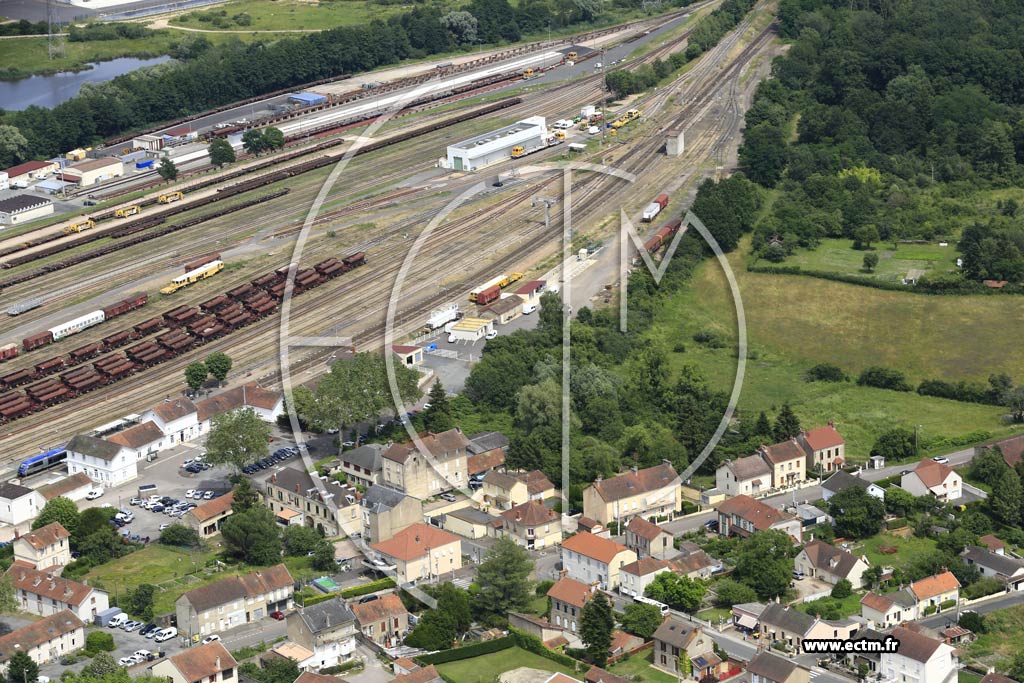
139 625 158 637
485 330 498 340
269 611 285 621
153 627 177 643
439 493 457 502
86 489 104 500
118 657 136 667
129 497 143 506
932 456 950 464
201 635 221 644
185 489 197 498
151 505 165 513
133 650 152 660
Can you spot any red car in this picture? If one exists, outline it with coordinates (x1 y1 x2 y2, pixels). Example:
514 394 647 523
269 611 285 621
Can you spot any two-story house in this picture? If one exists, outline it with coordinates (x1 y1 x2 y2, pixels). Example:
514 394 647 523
747 652 811 683
195 384 283 432
909 571 960 614
961 546 1024 591
466 431 509 479
880 627 957 683
901 460 962 502
618 557 672 598
821 471 886 502
547 576 594 633
500 500 560 550
265 467 359 537
13 522 71 572
795 540 869 588
175 565 294 637
582 462 681 525
757 440 806 488
140 396 200 444
651 614 725 679
860 588 919 628
65 434 137 485
105 420 170 462
717 495 802 543
152 641 237 683
339 444 385 488
0 611 85 674
759 603 857 653
479 470 529 511
715 455 773 497
381 428 470 499
561 532 637 590
362 485 422 544
0 483 41 526
187 492 234 539
623 517 674 560
370 523 462 584
521 470 556 502
350 592 409 648
799 425 845 475
6 565 109 621
286 598 357 669
671 550 719 580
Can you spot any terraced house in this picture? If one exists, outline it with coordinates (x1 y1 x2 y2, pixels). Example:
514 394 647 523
561 532 636 590
13 521 71 572
0 611 85 674
265 467 360 537
286 597 357 669
175 564 294 637
7 565 109 621
582 462 681 525
716 495 802 542
381 428 470 499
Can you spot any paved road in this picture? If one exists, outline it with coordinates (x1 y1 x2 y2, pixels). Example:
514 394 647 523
918 590 1024 629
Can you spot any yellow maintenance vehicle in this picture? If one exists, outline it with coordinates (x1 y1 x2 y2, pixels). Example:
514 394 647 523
567 51 578 60
158 191 184 204
64 219 96 234
522 68 535 79
115 205 141 218
511 145 526 158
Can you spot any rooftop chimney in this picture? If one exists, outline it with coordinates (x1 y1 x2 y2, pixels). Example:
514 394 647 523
216 656 221 670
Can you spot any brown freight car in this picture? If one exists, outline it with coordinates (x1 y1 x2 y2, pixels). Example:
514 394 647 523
34 357 66 376
1 369 34 388
185 315 217 335
22 331 53 352
103 292 148 319
102 329 137 349
70 343 104 362
98 360 136 380
1 400 34 420
134 317 165 335
251 272 281 289
227 283 255 300
342 252 366 269
200 295 230 313
164 307 200 327
183 252 221 273
34 386 70 405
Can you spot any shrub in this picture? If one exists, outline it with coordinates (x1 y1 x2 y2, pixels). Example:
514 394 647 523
693 329 727 348
320 661 364 674
939 599 957 610
805 363 848 382
963 577 1004 600
857 366 912 392
416 636 514 664
340 577 396 598
85 631 115 654
535 580 555 597
923 605 937 615
830 579 853 599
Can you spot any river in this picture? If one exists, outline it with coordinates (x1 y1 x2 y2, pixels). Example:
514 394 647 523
1 56 171 110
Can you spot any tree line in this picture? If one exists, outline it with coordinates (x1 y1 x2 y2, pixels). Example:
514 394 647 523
0 0 688 168
736 0 1024 285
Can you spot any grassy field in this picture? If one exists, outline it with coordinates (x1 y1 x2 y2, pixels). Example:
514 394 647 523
645 236 1021 457
966 604 1024 668
608 649 677 683
855 534 937 571
798 591 864 618
169 0 408 32
778 239 959 283
436 647 581 683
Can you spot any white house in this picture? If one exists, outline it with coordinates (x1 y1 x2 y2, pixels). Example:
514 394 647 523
140 397 200 444
196 384 284 432
0 611 85 674
105 420 170 462
286 598 357 669
820 471 885 502
795 540 870 588
960 546 1024 590
13 522 71 572
7 564 109 622
715 455 772 497
901 459 962 502
561 532 636 590
618 557 673 597
65 434 137 485
0 482 42 526
880 627 957 683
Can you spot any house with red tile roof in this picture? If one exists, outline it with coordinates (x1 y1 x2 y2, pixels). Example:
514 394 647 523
351 592 408 648
974 435 1024 470
619 557 673 597
909 570 961 612
13 522 71 573
381 428 470 500
176 564 293 637
0 610 84 672
716 495 802 543
500 500 560 549
152 641 237 683
186 492 234 539
756 440 807 488
582 462 681 525
370 522 462 584
547 576 595 633
561 532 637 590
798 425 845 474
6 564 109 621
624 517 673 559
901 459 962 502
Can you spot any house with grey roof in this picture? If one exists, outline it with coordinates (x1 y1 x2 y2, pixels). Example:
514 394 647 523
362 485 422 544
795 540 870 587
880 626 957 683
176 564 293 637
444 506 499 540
759 603 858 653
467 431 508 477
381 428 470 500
716 455 773 497
264 467 360 537
821 470 885 502
65 434 137 486
286 597 357 669
746 652 810 683
651 614 724 679
339 444 385 488
0 482 41 526
961 546 1024 590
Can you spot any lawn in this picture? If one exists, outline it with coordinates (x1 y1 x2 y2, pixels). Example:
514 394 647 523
644 235 1021 457
696 607 733 624
966 604 1024 668
169 0 408 32
436 647 581 683
798 590 864 619
857 534 937 571
608 649 678 683
778 238 959 284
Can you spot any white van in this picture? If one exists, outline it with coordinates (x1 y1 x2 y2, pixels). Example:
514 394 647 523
109 614 128 628
522 303 537 315
154 627 177 642
587 126 600 135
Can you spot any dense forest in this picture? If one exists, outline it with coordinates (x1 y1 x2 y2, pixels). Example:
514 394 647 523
736 0 1024 285
0 0 693 166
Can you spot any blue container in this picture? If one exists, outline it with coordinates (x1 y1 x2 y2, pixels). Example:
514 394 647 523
136 159 155 169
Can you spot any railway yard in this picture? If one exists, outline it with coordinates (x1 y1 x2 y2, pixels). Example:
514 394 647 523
0 0 780 466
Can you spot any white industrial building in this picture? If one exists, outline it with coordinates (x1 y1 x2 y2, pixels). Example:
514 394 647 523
61 157 124 187
0 194 54 225
444 116 548 172
0 172 7 190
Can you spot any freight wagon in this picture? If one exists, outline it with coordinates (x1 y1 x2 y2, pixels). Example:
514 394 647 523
184 252 221 273
642 193 669 222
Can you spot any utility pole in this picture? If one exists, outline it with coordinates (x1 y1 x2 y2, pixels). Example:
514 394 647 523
532 196 559 234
